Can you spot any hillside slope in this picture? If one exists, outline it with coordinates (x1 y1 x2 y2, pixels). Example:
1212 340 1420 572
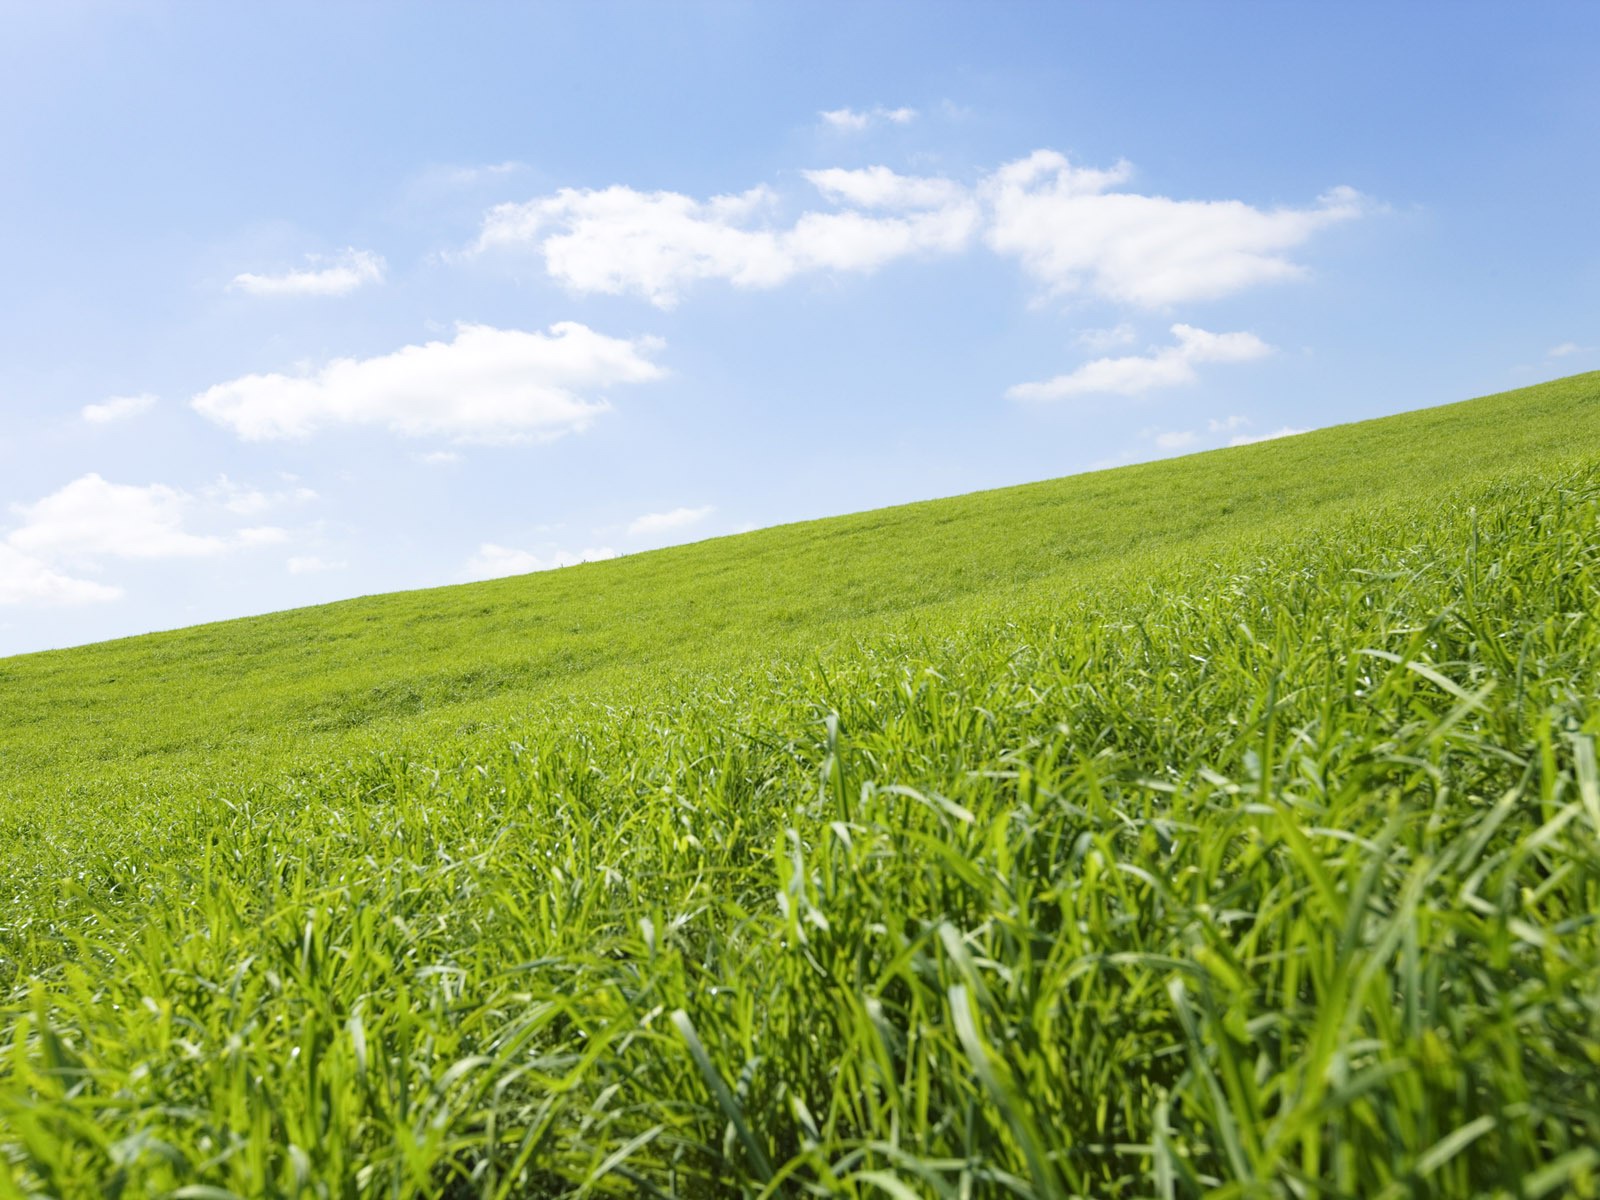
1 372 1598 1198
3 373 1597 807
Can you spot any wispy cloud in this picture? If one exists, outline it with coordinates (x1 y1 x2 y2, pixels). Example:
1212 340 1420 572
1009 324 1272 402
627 505 714 537
1548 341 1593 358
82 393 157 425
192 322 665 443
230 248 386 297
1074 324 1137 352
287 555 347 574
421 161 524 189
819 105 918 132
203 475 317 516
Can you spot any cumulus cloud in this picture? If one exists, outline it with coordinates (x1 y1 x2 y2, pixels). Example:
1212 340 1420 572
230 248 386 297
0 474 292 605
627 505 714 536
1009 324 1271 402
9 475 235 562
985 151 1365 307
192 322 665 443
1230 426 1308 446
820 105 917 132
82 393 157 424
0 543 121 605
465 542 617 581
472 170 979 307
472 150 1363 311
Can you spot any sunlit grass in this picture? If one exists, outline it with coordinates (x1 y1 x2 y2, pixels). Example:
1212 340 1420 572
1 373 1598 1196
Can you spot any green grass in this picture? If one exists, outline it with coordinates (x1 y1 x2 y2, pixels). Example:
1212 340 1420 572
2 372 1599 1197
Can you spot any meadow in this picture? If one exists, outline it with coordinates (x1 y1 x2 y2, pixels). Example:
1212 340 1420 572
1 372 1597 1197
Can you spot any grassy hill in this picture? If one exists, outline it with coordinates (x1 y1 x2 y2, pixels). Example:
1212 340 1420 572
1 372 1598 1198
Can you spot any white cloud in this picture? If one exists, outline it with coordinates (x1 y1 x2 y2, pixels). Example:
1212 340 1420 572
819 105 917 132
803 166 965 210
465 542 617 581
82 393 157 424
416 450 462 465
1548 341 1593 358
230 248 386 297
1009 323 1272 402
192 322 665 442
0 543 121 606
8 475 232 562
627 505 714 537
820 107 871 132
1145 415 1254 451
1230 426 1308 446
426 161 524 188
287 555 347 574
474 172 978 308
984 150 1365 307
1 475 298 606
476 185 788 305
472 150 1362 312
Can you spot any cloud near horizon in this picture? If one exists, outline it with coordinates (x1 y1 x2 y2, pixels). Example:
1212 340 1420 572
0 543 122 606
1 474 293 605
465 542 618 581
1548 341 1593 359
192 322 666 442
471 151 1365 311
1230 425 1309 446
1009 323 1272 402
627 505 714 536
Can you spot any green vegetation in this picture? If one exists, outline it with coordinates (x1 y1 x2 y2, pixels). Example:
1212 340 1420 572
2 372 1598 1198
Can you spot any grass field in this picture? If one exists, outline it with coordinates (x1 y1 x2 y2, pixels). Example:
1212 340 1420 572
2 372 1598 1197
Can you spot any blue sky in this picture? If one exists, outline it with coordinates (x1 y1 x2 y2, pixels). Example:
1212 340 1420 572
2 2 1597 656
